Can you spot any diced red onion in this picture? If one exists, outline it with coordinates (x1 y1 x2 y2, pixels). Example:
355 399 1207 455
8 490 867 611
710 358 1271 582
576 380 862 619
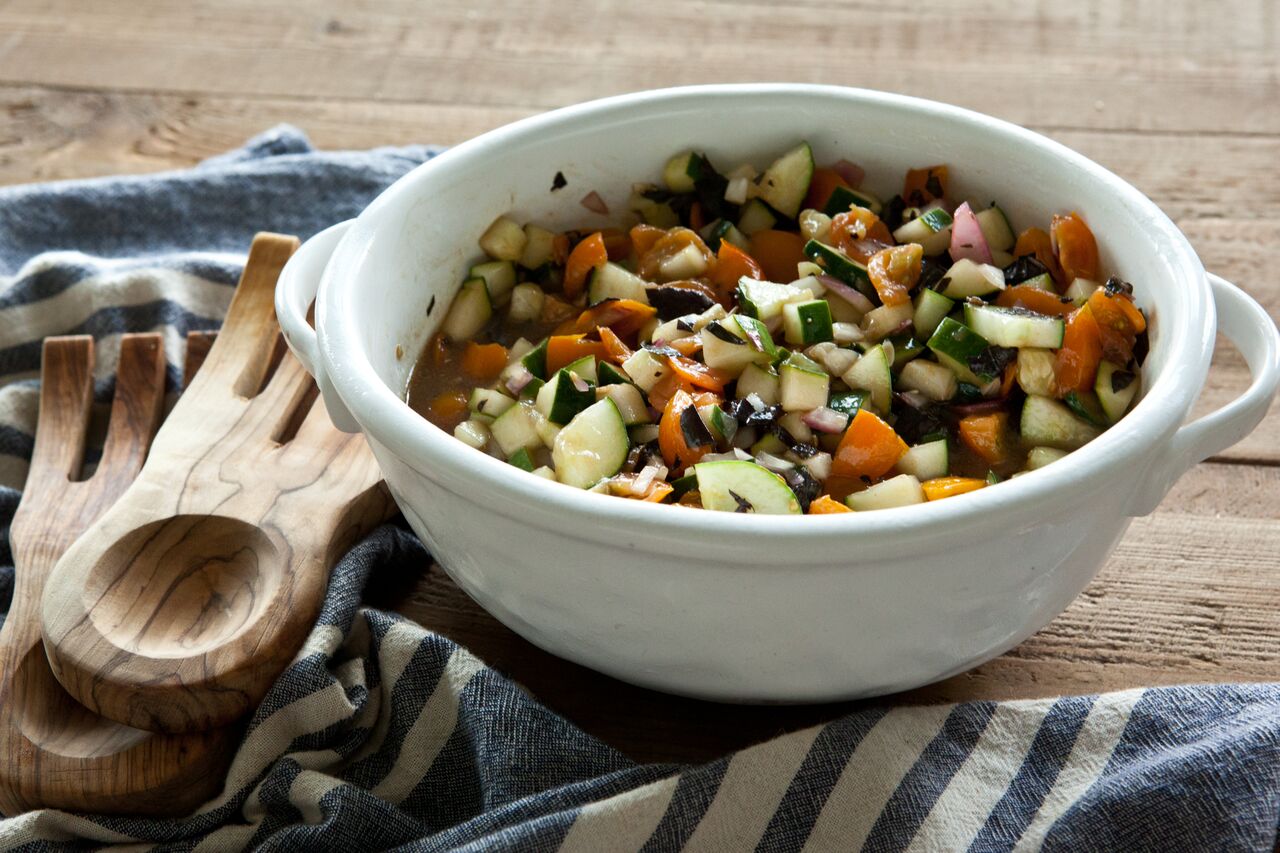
832 159 865 188
505 367 535 395
950 399 1008 416
816 275 875 315
895 390 931 410
754 451 795 473
803 406 849 434
949 202 992 264
580 190 609 215
571 374 591 393
634 464 660 494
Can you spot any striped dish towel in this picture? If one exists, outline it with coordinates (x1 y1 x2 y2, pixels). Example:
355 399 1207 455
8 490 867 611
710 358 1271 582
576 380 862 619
0 129 1275 852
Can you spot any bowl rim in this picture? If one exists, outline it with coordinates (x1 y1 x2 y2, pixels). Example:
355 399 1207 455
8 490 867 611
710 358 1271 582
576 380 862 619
315 83 1212 551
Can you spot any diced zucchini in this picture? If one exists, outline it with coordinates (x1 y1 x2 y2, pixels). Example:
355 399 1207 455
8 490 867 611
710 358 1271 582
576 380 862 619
892 209 953 256
736 362 781 405
699 403 738 443
861 302 915 342
1016 348 1058 397
507 447 535 471
913 289 955 339
490 401 544 456
756 142 814 218
702 317 775 374
827 390 867 420
841 343 892 414
453 418 490 450
975 205 1015 252
927 317 993 385
629 423 660 445
1096 360 1139 423
478 216 527 262
701 218 749 252
469 260 516 305
620 348 672 392
599 382 650 425
897 359 957 402
895 439 949 480
782 299 834 345
888 333 926 367
845 474 925 511
519 224 556 269
663 151 699 193
1064 390 1108 427
508 283 545 324
1065 277 1102 306
1020 395 1101 450
1026 446 1069 470
750 431 788 457
441 278 492 341
737 199 778 236
823 184 882 216
694 460 802 514
588 262 650 305
536 367 596 424
963 303 1065 348
530 465 557 481
803 240 874 297
552 398 630 488
1021 273 1056 292
658 242 709 280
737 277 810 322
562 354 598 384
779 351 829 412
597 361 630 386
940 259 1005 299
521 338 549 379
469 387 516 420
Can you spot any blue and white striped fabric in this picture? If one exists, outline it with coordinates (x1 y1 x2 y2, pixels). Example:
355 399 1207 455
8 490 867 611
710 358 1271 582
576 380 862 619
0 128 1276 852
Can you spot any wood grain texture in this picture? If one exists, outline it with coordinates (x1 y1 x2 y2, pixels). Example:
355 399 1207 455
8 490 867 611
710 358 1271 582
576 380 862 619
0 334 239 815
39 235 396 734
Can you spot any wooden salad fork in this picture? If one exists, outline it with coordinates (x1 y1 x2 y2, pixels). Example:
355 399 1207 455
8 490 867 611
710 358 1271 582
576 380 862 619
40 233 395 735
0 332 236 816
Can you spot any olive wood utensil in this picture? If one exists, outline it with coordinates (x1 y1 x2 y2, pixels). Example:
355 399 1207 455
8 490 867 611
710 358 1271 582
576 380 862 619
0 332 237 816
41 233 394 734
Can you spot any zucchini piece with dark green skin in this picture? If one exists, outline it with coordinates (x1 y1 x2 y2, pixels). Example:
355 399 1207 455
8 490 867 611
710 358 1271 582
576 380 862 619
521 338 549 379
694 460 802 514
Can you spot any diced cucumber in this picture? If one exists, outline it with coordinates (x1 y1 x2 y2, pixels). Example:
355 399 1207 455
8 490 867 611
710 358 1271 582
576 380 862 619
520 377 545 400
897 359 958 402
975 205 1015 252
888 333 926 367
1065 277 1102 306
663 151 698 193
782 299 834 345
892 209 953 256
552 399 630 488
536 368 596 425
861 302 915 342
629 423 660 445
620 348 672 392
478 216 527 262
698 403 738 443
1016 348 1058 397
701 218 749 252
750 432 788 457
1096 360 1139 423
841 343 892 414
779 351 829 412
827 390 867 420
519 224 556 269
1022 273 1056 292
737 199 778 236
469 387 516 420
895 439 949 480
490 401 544 456
913 289 955 339
940 259 1006 299
597 361 630 386
521 338 549 379
702 316 776 374
823 185 883 217
736 362 781 405
1020 395 1102 450
927 317 993 385
469 260 516 305
845 474 925 511
507 447 535 471
669 472 698 498
803 240 874 297
588 262 650 305
507 283 545 324
694 460 802 514
737 277 810 322
756 142 814 218
1026 445 1069 470
453 418 490 450
562 354 598 384
441 278 492 341
963 304 1065 348
600 382 651 425
1064 390 1108 427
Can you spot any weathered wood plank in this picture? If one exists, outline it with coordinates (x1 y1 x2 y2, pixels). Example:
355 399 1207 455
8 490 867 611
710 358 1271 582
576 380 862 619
0 0 1277 133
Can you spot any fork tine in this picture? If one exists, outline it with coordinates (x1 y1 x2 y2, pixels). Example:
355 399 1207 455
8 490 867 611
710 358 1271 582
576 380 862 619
26 337 95 490
94 333 167 482
182 331 218 389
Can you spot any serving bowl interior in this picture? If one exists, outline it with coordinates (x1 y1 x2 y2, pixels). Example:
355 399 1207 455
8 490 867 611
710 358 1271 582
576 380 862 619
310 85 1214 700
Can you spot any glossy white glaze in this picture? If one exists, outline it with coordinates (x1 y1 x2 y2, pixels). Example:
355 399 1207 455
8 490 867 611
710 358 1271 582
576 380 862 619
277 85 1278 702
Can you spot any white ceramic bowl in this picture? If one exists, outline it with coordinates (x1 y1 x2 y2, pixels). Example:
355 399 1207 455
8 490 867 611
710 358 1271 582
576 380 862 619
277 85 1278 703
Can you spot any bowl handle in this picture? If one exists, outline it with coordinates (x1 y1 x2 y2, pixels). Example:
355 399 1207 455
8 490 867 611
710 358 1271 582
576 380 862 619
1131 273 1279 515
274 221 361 433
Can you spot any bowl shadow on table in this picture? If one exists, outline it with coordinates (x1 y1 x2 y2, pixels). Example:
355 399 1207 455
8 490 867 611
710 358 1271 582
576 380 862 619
369 555 1010 766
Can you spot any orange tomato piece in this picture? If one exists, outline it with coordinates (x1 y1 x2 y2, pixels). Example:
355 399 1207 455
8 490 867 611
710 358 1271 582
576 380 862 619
995 284 1076 317
1086 289 1146 364
540 294 578 325
658 389 717 473
748 229 808 282
646 372 694 413
546 334 607 375
641 481 675 503
803 167 853 212
630 224 666 259
426 390 469 427
563 298 657 338
808 494 854 514
1051 212 1100 283
921 476 987 502
551 233 572 266
866 243 922 307
460 341 508 381
600 228 632 261
597 326 633 364
669 337 702 357
563 232 608 299
1000 363 1018 398
1013 227 1066 289
710 241 763 305
830 208 893 254
958 412 1013 466
902 165 949 205
1054 306 1104 393
831 409 909 480
667 355 730 394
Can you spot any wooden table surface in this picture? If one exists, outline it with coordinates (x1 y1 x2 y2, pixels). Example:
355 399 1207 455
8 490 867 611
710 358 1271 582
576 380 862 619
2 0 1276 765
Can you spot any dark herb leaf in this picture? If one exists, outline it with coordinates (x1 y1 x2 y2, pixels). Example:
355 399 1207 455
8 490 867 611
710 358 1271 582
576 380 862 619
954 382 986 403
551 171 567 192
680 405 715 448
649 285 716 320
918 257 948 293
892 397 950 445
689 153 737 222
1103 276 1134 297
1133 329 1149 366
728 490 753 513
705 322 744 344
1110 369 1136 392
770 424 818 458
723 399 782 429
781 466 820 512
967 346 1018 381
643 343 683 359
1003 255 1049 284
624 440 661 473
924 175 945 200
881 195 907 231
